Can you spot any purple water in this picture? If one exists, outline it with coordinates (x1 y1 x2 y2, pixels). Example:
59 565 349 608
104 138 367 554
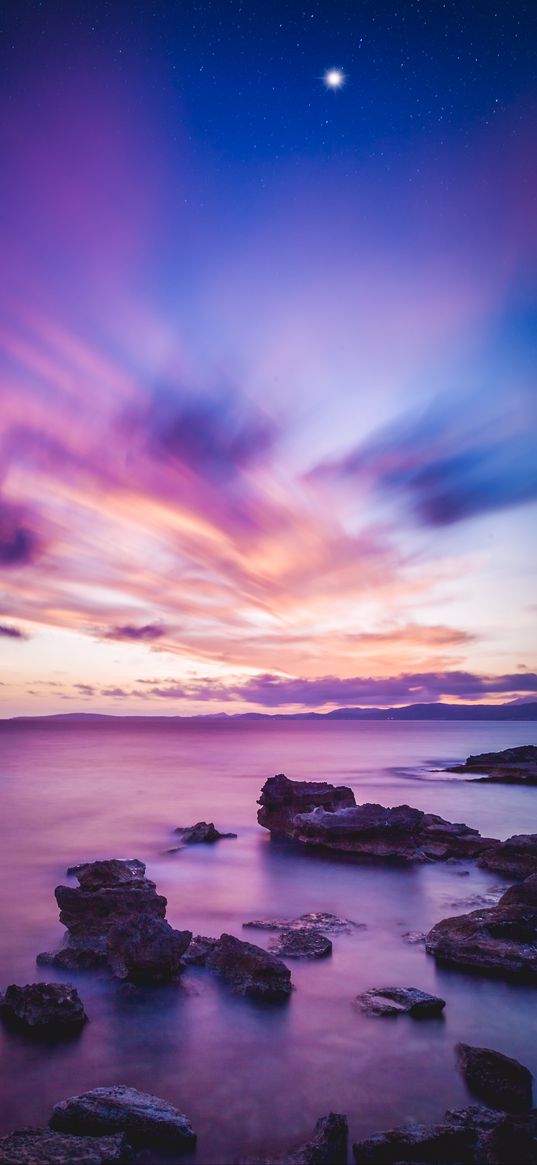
1 719 536 1163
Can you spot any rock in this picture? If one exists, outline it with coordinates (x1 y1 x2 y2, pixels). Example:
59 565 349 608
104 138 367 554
37 859 171 977
456 1043 533 1112
51 1085 196 1148
0 982 87 1034
479 1110 537 1163
401 930 426 945
106 916 192 984
0 1128 127 1164
356 986 446 1017
425 875 537 979
352 1105 501 1163
269 929 332 959
182 934 219 966
257 775 499 863
205 933 292 1000
243 912 360 935
172 821 237 845
479 835 537 880
240 1113 348 1165
447 746 537 785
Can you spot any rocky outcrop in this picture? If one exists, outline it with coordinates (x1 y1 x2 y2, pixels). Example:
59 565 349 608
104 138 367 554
243 912 359 935
447 745 537 785
356 986 446 1017
171 821 237 846
257 775 499 863
106 916 192 984
352 1105 518 1163
269 929 332 959
200 933 292 1000
51 1085 196 1149
479 835 537 880
0 982 87 1034
456 1043 533 1113
241 1113 348 1165
0 1128 127 1164
37 859 191 982
182 934 219 965
478 1110 537 1163
425 875 537 979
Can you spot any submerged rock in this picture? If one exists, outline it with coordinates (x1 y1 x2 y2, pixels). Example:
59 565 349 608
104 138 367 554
269 929 332 959
425 875 537 979
257 775 499 863
447 745 537 785
241 1113 348 1165
205 933 292 1000
36 859 188 983
356 986 446 1017
106 916 192 984
0 1128 127 1164
171 821 237 846
456 1043 533 1113
243 912 359 934
0 982 87 1034
352 1105 503 1163
479 835 537 880
51 1085 196 1148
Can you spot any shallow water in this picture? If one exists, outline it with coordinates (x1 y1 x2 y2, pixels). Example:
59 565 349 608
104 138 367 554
1 718 536 1163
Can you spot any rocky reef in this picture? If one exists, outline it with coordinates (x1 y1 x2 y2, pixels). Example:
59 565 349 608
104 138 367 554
50 1084 196 1149
425 874 537 978
352 1103 537 1164
0 1127 128 1164
456 1043 533 1113
356 986 446 1017
447 745 537 785
257 774 499 863
478 834 537 880
36 859 191 983
185 932 292 1000
0 982 87 1035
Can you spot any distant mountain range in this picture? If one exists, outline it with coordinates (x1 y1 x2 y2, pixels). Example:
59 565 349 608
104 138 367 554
5 701 537 723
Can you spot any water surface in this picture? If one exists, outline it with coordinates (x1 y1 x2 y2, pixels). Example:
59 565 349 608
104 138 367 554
1 719 536 1162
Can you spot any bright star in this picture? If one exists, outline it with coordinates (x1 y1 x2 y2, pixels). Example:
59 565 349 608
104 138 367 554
324 68 345 90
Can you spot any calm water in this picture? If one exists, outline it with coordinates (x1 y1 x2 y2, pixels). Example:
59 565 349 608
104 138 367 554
1 719 536 1163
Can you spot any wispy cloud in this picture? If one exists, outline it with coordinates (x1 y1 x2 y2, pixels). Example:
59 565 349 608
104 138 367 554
0 624 29 639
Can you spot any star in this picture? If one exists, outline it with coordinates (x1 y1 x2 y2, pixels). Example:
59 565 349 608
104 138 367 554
323 68 345 89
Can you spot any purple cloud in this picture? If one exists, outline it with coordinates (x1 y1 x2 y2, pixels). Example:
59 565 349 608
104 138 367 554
0 624 28 639
103 624 167 642
0 501 40 567
74 683 95 695
101 687 128 696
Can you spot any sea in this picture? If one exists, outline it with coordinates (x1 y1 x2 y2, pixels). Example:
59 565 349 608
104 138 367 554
0 718 536 1163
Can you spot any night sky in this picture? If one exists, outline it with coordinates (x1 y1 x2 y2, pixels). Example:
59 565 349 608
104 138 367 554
1 1 536 714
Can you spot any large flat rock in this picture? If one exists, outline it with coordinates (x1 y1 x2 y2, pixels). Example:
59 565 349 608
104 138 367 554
51 1084 196 1147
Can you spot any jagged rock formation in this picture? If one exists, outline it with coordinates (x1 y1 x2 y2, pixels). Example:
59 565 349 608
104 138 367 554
425 874 537 978
479 835 537 880
447 745 537 785
0 982 87 1034
183 932 292 999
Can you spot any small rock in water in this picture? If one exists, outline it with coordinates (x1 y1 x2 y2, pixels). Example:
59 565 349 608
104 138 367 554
401 930 426 945
456 1043 533 1112
240 1112 348 1165
172 821 238 846
0 982 87 1034
357 987 446 1017
243 912 360 934
205 933 292 1000
425 874 537 979
269 929 332 959
0 1128 127 1164
51 1084 196 1148
182 934 219 966
66 858 146 881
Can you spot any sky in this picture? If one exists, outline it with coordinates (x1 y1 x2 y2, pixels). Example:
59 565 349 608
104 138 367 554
1 0 536 717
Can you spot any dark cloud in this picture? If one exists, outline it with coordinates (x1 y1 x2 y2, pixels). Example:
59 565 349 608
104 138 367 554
101 686 128 696
142 669 537 708
312 392 537 527
0 501 40 566
104 624 167 642
143 388 277 483
74 683 95 695
0 624 28 639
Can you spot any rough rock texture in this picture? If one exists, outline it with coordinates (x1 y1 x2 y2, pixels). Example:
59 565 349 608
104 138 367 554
182 934 219 966
205 933 292 1000
425 875 537 979
356 986 446 1017
51 1085 196 1148
447 745 537 785
479 1110 537 1163
0 982 87 1033
106 916 192 984
352 1105 502 1163
241 1113 348 1165
36 859 188 981
257 775 499 863
268 929 332 959
456 1043 533 1112
172 821 237 844
479 835 537 880
0 1128 127 1165
243 912 359 935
